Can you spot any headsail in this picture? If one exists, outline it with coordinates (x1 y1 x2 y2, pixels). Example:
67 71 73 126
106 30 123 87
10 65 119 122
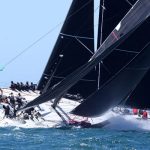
22 0 150 110
37 0 98 99
72 42 150 117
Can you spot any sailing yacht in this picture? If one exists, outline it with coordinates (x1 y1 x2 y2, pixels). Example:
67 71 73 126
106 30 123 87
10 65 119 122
21 0 150 125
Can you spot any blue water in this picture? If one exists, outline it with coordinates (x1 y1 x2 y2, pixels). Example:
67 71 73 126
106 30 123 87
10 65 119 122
0 128 149 150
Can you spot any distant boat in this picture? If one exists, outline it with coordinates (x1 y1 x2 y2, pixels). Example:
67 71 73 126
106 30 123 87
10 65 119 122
22 0 150 119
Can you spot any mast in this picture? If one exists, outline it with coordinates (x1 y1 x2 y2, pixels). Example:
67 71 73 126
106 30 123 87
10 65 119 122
94 0 101 52
97 0 105 90
97 0 105 48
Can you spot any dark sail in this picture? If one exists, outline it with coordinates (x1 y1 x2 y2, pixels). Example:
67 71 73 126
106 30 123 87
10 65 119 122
72 42 150 117
37 0 98 99
22 0 150 110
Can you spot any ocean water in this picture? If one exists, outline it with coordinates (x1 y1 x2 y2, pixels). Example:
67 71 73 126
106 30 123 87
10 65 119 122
0 127 150 150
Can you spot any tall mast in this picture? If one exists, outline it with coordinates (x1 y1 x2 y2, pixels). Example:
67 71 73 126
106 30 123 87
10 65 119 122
99 0 105 47
94 0 101 52
97 0 105 89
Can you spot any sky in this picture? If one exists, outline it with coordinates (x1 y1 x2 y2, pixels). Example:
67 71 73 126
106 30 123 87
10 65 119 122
0 0 72 87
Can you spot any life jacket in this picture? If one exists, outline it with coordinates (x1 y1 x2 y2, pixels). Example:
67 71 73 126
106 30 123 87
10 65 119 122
142 111 148 119
133 108 138 115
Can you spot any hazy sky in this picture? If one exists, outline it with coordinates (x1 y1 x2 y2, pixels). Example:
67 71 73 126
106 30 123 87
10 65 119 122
0 0 72 87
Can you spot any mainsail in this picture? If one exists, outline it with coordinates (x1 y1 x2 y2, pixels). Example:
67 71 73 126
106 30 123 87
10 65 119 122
37 0 98 99
22 0 150 110
72 42 150 117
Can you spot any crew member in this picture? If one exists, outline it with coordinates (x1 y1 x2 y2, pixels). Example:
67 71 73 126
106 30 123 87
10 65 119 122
138 109 143 117
9 93 15 108
142 110 148 119
0 88 3 101
133 108 138 115
3 104 10 118
16 93 23 109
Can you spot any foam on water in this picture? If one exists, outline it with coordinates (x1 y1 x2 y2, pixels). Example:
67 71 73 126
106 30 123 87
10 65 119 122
102 112 150 131
1 112 150 131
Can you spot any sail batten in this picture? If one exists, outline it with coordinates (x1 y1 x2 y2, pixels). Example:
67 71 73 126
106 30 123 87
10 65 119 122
60 33 94 39
114 49 139 54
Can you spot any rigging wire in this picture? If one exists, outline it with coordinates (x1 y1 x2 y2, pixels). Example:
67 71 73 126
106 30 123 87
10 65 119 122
125 0 133 6
3 0 94 69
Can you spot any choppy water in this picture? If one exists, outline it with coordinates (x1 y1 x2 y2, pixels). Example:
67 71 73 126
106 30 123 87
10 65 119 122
0 127 150 150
